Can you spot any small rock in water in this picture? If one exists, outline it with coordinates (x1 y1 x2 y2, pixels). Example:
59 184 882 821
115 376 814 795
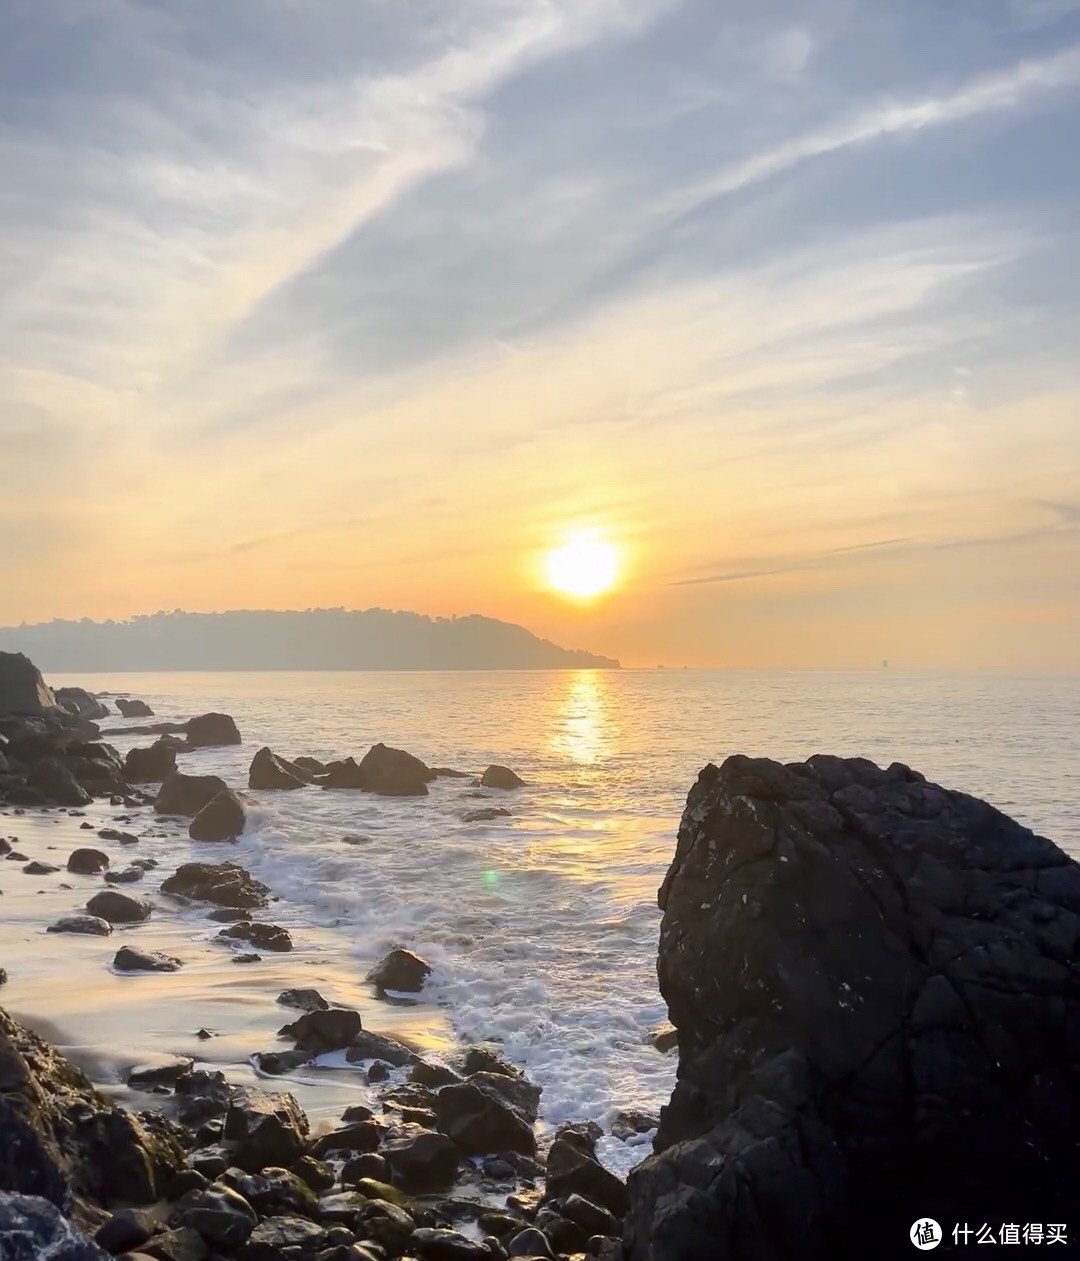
195 1028 214 1040
189 789 247 842
276 987 329 1012
252 1049 310 1076
218 921 292 952
248 746 310 790
280 1006 362 1053
87 889 152 923
185 711 242 747
23 860 60 875
47 915 113 936
128 1057 194 1090
104 865 145 884
67 847 109 874
232 951 261 963
114 945 183 973
98 827 139 844
610 1108 659 1140
479 764 525 790
462 807 512 823
367 947 431 994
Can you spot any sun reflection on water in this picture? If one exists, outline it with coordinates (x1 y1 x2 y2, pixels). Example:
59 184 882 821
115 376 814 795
550 669 613 765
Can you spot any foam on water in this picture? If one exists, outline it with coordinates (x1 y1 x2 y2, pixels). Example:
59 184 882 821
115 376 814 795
57 666 1079 1171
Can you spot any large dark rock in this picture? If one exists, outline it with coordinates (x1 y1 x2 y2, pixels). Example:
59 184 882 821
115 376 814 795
435 1075 536 1156
189 790 246 842
47 916 112 937
0 1006 183 1219
85 891 152 924
160 862 268 909
222 1088 308 1173
155 773 229 817
355 743 434 797
0 1192 111 1261
380 1127 460 1191
479 764 524 790
545 1122 628 1219
171 1184 257 1248
345 1029 420 1069
125 741 178 783
319 757 366 789
248 748 309 790
0 653 56 716
623 754 1080 1261
55 688 110 721
185 713 241 748
279 1007 362 1054
113 947 182 974
367 948 431 994
115 698 154 718
67 849 109 875
27 760 92 807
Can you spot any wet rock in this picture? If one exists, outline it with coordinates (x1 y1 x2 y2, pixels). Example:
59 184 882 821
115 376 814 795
293 756 326 777
435 1075 537 1156
140 1227 208 1261
104 865 145 885
233 951 261 963
86 890 152 923
479 765 524 790
610 1109 659 1141
352 1200 415 1253
462 807 512 822
125 741 178 784
47 914 112 936
95 1206 159 1252
67 848 109 874
188 790 246 842
623 754 1080 1261
160 861 268 909
410 1061 464 1089
98 828 138 844
0 1192 111 1261
646 1024 677 1054
462 1045 521 1078
218 921 292 953
340 1152 389 1185
175 1071 232 1128
380 1128 460 1191
345 1029 420 1068
545 1123 628 1219
116 698 155 718
239 1214 326 1259
252 1049 310 1076
409 1227 491 1260
280 1006 363 1053
27 760 92 807
506 1226 554 1257
23 859 60 875
466 1071 540 1123
172 1184 257 1248
185 713 241 748
128 1059 194 1091
248 747 310 790
562 1193 619 1237
309 1120 383 1159
0 652 57 715
366 948 431 994
222 1087 308 1173
114 946 183 973
154 773 229 817
56 687 110 721
319 757 367 789
355 743 434 797
277 987 329 1012
291 1155 335 1192
206 906 247 922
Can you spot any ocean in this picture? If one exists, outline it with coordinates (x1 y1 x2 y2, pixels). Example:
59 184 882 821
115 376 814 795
18 666 1080 1174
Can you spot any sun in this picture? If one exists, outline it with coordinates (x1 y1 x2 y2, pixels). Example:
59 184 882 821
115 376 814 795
545 532 620 600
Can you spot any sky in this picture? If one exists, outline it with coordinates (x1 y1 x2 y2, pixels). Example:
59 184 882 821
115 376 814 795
1 0 1078 669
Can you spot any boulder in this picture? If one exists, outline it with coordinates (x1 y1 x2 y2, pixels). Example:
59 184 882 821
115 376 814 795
24 860 60 875
308 1120 383 1159
355 743 434 797
66 848 109 875
55 688 110 721
248 748 309 790
461 1045 521 1078
104 866 145 885
622 754 1080 1261
0 1006 183 1213
155 773 229 817
27 760 92 807
610 1109 659 1141
188 790 246 842
379 1128 459 1191
95 1205 158 1252
319 757 367 789
292 757 326 776
185 713 241 748
218 922 292 953
222 1088 308 1173
408 1227 490 1260
434 1075 536 1156
86 890 152 924
546 1122 628 1219
125 741 178 783
113 947 182 973
160 862 268 909
345 1029 420 1068
239 1215 326 1260
172 1184 257 1248
0 652 56 716
0 1192 111 1261
115 698 154 717
140 1226 208 1260
128 1059 194 1091
276 988 329 1012
479 764 524 790
366 948 431 994
279 1007 362 1054
47 916 112 937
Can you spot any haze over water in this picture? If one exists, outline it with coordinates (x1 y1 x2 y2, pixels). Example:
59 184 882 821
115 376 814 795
51 666 1080 1152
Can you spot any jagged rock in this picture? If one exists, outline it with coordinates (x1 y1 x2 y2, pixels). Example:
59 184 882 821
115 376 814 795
0 1006 183 1212
366 948 431 994
125 741 178 783
189 790 246 842
155 773 229 817
85 890 152 924
351 1199 415 1253
128 1059 194 1091
66 848 109 874
140 1227 208 1261
623 754 1080 1261
251 1049 309 1076
116 698 155 718
56 688 110 721
276 988 329 1012
340 1152 388 1185
0 1192 111 1261
319 757 366 789
309 1120 383 1158
610 1109 659 1141
222 1088 308 1173
104 865 144 885
185 713 241 748
239 1215 326 1259
23 860 60 875
292 757 326 776
345 1029 420 1068
646 1023 677 1054
380 1127 460 1191
435 1075 537 1156
562 1192 619 1236
248 748 309 790
355 743 434 796
410 1061 463 1089
409 1227 491 1259
114 946 182 973
462 807 511 822
160 862 268 909
479 765 524 790
461 1045 521 1078
546 1122 628 1218
175 1071 231 1127
0 652 56 716
280 1007 362 1053
47 915 112 937
27 760 92 807
218 922 292 953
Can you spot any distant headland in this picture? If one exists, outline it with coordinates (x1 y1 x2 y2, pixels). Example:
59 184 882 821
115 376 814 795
0 609 620 672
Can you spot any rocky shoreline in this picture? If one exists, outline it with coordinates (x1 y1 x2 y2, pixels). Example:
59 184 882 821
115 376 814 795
3 650 1079 1260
